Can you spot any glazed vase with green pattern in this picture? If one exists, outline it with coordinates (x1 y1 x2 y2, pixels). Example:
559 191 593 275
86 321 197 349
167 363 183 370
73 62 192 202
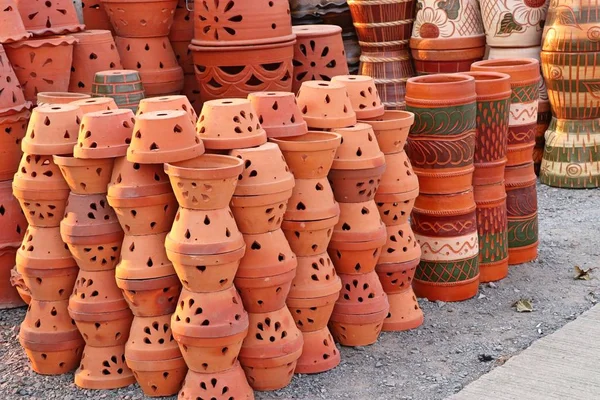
91 69 145 113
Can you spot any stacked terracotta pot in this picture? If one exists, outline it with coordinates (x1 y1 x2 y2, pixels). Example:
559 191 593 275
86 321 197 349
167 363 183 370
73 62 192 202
103 0 184 96
80 1 113 32
406 74 480 302
471 59 540 265
189 1 296 103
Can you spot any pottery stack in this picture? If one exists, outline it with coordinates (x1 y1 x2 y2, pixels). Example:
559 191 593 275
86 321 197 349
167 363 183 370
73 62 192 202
406 74 480 302
471 59 540 265
103 0 184 97
12 104 85 375
188 0 296 103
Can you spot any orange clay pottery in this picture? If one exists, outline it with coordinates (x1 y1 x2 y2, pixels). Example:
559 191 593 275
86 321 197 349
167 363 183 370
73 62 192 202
411 190 480 302
181 74 201 114
296 80 356 129
107 156 173 199
239 306 304 391
282 177 338 222
114 36 184 96
166 207 244 255
128 110 204 164
69 30 123 94
102 0 178 38
53 156 114 194
68 307 133 347
169 0 193 73
164 154 243 210
0 0 31 43
0 44 30 115
74 344 136 389
69 268 129 313
378 151 419 194
230 142 295 196
70 97 118 114
81 1 113 31
375 188 420 226
36 92 90 106
0 111 29 180
294 327 340 374
235 229 297 313
247 92 308 138
125 315 187 397
230 188 292 234
359 110 415 155
19 299 84 375
196 98 267 150
116 233 176 280
11 267 31 306
405 74 477 195
16 226 78 301
377 223 421 266
5 37 77 104
171 286 249 373
282 215 339 257
91 69 145 112
116 274 181 317
15 0 84 36
331 200 386 243
291 25 349 93
0 181 27 244
20 104 82 155
75 108 135 159
270 131 342 179
287 252 341 300
178 362 254 400
12 153 71 228
137 95 197 125
332 75 384 119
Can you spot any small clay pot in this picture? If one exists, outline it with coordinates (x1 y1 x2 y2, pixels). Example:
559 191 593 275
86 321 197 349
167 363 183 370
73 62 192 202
196 98 268 150
375 188 419 226
296 80 357 129
377 222 421 266
74 344 136 389
128 110 205 164
378 151 419 194
116 233 176 280
69 307 133 347
178 362 254 400
270 131 342 179
53 156 114 195
287 253 341 300
60 193 122 238
247 92 307 138
70 97 118 114
283 178 338 222
164 154 243 210
116 274 182 318
329 299 389 346
230 142 295 196
5 37 78 104
103 0 178 37
20 104 82 155
137 95 197 125
75 108 135 159
294 327 340 374
230 189 292 234
19 334 84 375
0 44 30 115
331 201 386 243
239 306 303 391
379 263 424 331
0 180 27 246
328 165 386 203
331 123 386 170
91 70 145 112
37 92 91 106
332 75 384 119
108 156 172 199
15 0 84 36
63 230 124 271
359 110 415 155
81 1 113 31
0 0 31 44
287 291 339 335
107 191 178 236
69 269 129 313
0 111 29 180
282 215 339 257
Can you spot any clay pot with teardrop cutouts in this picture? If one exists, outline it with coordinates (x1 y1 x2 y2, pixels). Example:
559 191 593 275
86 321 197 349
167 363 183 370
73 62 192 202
75 108 135 159
74 344 136 389
294 327 340 374
359 110 415 155
247 92 308 138
69 268 129 313
332 75 384 119
0 110 29 181
282 178 338 222
196 98 268 150
137 95 197 125
128 110 204 164
296 80 356 129
282 215 339 257
20 104 82 155
377 151 418 194
0 180 26 245
375 188 419 226
11 266 31 305
108 156 173 199
0 0 31 44
71 97 118 114
116 274 182 317
91 70 145 112
81 1 113 31
171 286 249 373
178 362 254 400
102 0 178 38
68 307 133 347
377 223 421 266
37 92 90 106
230 189 292 234
15 0 84 36
116 233 176 280
107 193 178 236
287 252 341 301
53 156 114 195
0 44 30 115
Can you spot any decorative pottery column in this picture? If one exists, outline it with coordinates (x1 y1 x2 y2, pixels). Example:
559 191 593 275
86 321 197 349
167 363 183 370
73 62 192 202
540 0 600 188
471 59 540 264
406 74 480 301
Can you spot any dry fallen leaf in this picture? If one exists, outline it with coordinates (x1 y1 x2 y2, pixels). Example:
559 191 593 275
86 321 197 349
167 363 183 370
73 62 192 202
574 266 596 280
496 355 512 366
512 299 534 313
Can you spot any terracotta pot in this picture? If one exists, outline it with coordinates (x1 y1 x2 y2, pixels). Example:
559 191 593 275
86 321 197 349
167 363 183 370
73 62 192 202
331 75 384 119
196 98 267 150
375 188 419 226
479 0 549 48
189 39 295 103
171 287 249 373
71 96 118 114
102 0 178 38
471 58 540 167
294 327 340 374
359 110 414 154
91 70 145 112
377 222 421 266
116 274 181 317
377 151 418 194
359 49 415 110
1 249 24 309
296 80 356 129
37 92 90 106
69 307 133 346
137 95 197 125
411 190 480 302
329 293 388 345
178 362 254 400
69 30 123 94
20 334 84 375
128 110 204 164
411 47 486 76
230 142 295 196
332 271 388 314
81 1 113 31
69 268 129 313
239 306 304 391
108 156 172 199
287 253 341 299
76 108 136 159
11 265 31 304
331 123 386 170
247 92 308 138
164 154 243 210
283 178 337 222
107 191 178 236
534 102 551 176
60 192 122 238
282 215 339 257
330 200 386 243
0 180 26 245
405 74 477 194
270 131 342 179
74 344 136 389
191 0 293 46
287 292 339 336
53 156 114 195
5 37 77 104
326 165 385 204
181 74 202 114
170 0 193 46
0 0 32 44
231 189 292 234
0 111 29 180
63 231 124 271
15 0 84 36
292 25 350 92
116 233 176 280
20 104 82 155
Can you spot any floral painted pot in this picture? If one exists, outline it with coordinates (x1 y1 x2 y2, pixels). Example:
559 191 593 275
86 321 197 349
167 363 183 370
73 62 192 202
116 274 181 317
0 111 28 180
359 110 415 154
37 92 90 106
20 104 82 155
296 80 356 129
247 92 308 138
331 75 384 119
91 70 145 112
137 95 197 125
74 344 136 389
0 0 31 43
282 215 339 257
178 362 254 400
15 0 84 36
53 156 114 195
102 0 178 37
405 73 477 194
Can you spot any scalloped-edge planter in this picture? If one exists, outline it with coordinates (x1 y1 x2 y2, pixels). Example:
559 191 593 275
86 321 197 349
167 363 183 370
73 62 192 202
16 0 84 36
247 92 308 138
296 80 356 129
0 0 32 43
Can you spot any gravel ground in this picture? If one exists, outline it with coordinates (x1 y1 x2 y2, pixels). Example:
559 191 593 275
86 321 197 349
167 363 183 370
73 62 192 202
1 183 599 400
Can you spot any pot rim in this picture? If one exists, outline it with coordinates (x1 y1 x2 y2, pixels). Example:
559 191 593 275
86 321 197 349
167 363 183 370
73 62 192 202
52 155 113 168
6 35 78 49
359 110 415 131
115 274 181 290
270 131 342 152
189 37 297 52
164 154 244 180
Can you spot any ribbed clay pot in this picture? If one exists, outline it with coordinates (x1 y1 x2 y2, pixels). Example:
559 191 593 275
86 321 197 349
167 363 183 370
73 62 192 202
137 95 197 125
247 92 308 138
359 110 414 154
296 80 357 129
15 0 84 36
0 111 29 181
405 74 477 194
0 0 31 44
74 344 136 389
91 70 145 112
116 273 182 317
53 156 114 195
0 44 30 116
5 36 77 104
81 1 113 31
178 362 254 400
71 97 118 114
75 108 136 159
332 75 384 119
282 215 339 257
20 104 82 155
102 0 177 38
36 92 90 106
292 25 350 92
